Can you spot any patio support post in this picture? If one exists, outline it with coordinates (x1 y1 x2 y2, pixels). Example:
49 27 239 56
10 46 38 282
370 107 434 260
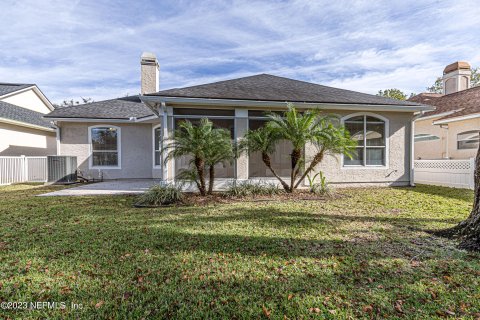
235 108 249 181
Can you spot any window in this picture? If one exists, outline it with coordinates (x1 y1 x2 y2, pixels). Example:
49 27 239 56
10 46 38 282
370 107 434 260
457 130 479 150
173 108 235 178
153 125 162 167
414 134 440 142
89 126 120 168
343 114 387 167
248 116 294 178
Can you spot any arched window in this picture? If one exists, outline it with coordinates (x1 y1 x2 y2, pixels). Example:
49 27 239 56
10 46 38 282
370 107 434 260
414 134 440 142
342 113 388 167
457 130 479 150
153 125 162 167
88 125 121 169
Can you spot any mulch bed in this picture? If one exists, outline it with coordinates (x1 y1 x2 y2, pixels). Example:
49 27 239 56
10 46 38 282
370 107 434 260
135 191 345 208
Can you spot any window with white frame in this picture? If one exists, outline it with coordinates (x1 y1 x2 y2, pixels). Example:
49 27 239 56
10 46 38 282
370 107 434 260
89 126 120 167
414 133 440 142
457 130 479 150
343 114 387 166
153 125 162 166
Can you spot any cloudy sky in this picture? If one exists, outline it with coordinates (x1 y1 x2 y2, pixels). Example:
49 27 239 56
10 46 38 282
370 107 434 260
1 0 479 103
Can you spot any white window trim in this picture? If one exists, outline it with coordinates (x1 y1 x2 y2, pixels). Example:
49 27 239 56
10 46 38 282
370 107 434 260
340 112 389 170
457 130 480 150
152 124 162 169
88 125 121 169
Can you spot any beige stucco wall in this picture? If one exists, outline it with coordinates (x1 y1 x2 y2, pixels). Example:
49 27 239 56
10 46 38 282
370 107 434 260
57 107 414 186
303 110 413 187
0 122 56 156
446 118 480 159
58 121 156 180
414 116 447 159
2 88 51 114
414 116 479 160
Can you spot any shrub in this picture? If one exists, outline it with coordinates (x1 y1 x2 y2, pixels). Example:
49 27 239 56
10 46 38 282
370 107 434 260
136 184 184 206
223 181 282 197
307 171 331 196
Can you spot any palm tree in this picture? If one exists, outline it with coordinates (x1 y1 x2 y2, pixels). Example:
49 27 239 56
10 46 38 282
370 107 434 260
163 118 214 196
240 126 290 191
204 128 235 194
242 105 355 192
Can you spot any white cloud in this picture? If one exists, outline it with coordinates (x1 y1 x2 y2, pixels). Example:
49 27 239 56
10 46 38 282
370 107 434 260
0 0 479 102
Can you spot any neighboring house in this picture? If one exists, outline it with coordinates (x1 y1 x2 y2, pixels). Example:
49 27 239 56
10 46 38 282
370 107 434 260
411 61 480 160
0 83 56 156
44 52 432 187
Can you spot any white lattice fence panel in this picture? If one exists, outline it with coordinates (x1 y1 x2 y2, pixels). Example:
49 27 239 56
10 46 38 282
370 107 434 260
414 159 475 190
0 156 47 185
26 157 48 182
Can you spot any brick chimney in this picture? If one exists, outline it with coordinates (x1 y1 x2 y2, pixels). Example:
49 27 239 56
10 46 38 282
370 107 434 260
442 61 471 95
140 52 159 94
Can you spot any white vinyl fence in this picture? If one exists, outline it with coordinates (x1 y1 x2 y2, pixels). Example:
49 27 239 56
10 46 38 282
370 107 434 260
0 156 48 185
414 158 475 190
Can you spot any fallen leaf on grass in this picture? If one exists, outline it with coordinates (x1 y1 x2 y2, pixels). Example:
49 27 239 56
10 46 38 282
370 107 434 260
394 300 403 313
262 305 271 318
95 301 104 309
362 305 373 313
287 294 293 300
309 307 321 313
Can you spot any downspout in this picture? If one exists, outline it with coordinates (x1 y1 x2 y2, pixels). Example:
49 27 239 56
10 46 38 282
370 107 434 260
440 124 449 159
410 112 423 186
161 101 169 182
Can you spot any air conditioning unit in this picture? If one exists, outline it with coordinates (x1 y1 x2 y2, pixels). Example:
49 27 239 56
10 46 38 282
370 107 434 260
47 156 77 184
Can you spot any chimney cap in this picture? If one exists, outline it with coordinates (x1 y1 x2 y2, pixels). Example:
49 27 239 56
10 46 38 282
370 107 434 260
443 61 471 74
141 52 158 65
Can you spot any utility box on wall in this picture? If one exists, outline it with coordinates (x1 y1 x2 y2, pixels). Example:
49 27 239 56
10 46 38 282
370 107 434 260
47 156 77 184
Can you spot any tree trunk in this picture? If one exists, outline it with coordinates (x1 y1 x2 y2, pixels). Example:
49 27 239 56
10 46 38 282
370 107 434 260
194 156 206 196
262 152 289 191
294 149 325 189
207 165 215 195
437 142 480 251
289 148 302 192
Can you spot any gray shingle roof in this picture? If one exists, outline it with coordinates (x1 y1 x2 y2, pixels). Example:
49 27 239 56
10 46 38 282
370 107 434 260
0 83 34 96
149 74 421 106
44 96 154 119
0 101 54 129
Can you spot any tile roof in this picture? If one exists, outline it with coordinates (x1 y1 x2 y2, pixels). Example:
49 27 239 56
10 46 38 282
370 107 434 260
0 82 34 96
44 96 154 120
410 86 480 120
0 101 54 129
149 74 421 106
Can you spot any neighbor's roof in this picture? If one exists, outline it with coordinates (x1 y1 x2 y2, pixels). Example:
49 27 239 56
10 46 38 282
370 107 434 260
44 96 154 120
0 101 54 129
443 61 471 74
410 86 480 121
148 74 422 106
0 82 34 96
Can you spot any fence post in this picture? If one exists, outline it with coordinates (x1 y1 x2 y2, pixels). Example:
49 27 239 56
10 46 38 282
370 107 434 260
20 155 27 182
470 157 476 190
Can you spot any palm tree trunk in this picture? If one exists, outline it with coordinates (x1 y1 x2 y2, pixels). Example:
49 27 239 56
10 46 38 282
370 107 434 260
194 156 206 196
262 152 289 191
207 165 215 195
289 148 302 192
294 150 325 189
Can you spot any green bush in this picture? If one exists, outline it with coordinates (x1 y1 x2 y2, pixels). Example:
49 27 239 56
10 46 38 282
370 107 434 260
307 171 331 196
223 181 282 197
136 184 184 206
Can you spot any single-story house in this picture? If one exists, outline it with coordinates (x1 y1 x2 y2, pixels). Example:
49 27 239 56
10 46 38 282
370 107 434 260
0 83 56 156
44 52 432 187
411 61 480 160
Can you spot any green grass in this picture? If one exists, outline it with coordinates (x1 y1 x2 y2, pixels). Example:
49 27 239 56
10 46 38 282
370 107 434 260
0 184 479 319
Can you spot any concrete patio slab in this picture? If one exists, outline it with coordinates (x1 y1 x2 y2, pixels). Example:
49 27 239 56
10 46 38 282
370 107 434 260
38 179 163 197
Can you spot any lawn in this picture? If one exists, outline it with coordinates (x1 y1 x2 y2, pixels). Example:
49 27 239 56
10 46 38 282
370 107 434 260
0 184 479 319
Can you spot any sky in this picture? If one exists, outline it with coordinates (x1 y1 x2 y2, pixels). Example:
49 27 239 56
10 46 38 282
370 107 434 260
1 0 479 104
